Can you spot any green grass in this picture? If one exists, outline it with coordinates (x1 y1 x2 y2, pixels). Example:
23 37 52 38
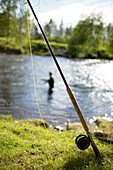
30 39 68 56
0 37 24 54
0 37 68 56
0 115 113 169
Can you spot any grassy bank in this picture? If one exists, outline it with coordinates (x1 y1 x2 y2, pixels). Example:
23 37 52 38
0 115 113 169
0 37 23 54
0 37 68 56
1 37 113 60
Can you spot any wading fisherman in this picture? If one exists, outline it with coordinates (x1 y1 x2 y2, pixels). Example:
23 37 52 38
48 72 54 91
42 72 54 93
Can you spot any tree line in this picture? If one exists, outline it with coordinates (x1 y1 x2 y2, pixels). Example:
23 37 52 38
68 14 113 59
0 0 113 59
0 0 72 43
0 0 30 48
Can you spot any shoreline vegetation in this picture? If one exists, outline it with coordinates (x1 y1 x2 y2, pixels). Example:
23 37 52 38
0 37 113 60
1 7 113 61
0 115 113 169
0 37 68 57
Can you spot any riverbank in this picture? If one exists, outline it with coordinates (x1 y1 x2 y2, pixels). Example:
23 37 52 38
0 37 68 57
0 37 113 60
0 115 113 169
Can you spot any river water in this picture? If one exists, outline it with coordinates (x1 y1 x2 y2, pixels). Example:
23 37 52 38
0 54 113 126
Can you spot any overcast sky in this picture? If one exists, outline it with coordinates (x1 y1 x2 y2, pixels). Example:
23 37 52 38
28 0 113 27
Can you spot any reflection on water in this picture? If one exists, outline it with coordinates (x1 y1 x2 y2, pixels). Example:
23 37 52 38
0 54 113 126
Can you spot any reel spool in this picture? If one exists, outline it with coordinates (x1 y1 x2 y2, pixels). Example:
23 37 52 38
75 134 90 150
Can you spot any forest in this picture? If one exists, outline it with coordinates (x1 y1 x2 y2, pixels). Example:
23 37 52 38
0 0 113 59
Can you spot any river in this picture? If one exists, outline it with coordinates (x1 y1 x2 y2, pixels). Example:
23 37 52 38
0 54 113 126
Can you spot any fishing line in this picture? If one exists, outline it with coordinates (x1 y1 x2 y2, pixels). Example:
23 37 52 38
24 1 45 126
24 2 72 156
25 7 62 154
23 6 64 153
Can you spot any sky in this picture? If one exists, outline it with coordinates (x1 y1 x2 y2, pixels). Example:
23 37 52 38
28 0 113 28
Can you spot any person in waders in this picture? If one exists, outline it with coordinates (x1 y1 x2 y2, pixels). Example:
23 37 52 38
42 72 54 95
48 72 54 94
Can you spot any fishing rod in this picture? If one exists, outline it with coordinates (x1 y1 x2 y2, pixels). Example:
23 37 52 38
27 0 100 157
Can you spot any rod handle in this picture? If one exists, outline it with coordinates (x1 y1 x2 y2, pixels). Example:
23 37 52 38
67 88 89 132
67 87 100 156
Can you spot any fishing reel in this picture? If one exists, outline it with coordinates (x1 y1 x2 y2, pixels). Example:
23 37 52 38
75 134 90 150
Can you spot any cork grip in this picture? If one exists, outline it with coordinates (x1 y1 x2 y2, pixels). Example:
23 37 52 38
67 87 89 132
